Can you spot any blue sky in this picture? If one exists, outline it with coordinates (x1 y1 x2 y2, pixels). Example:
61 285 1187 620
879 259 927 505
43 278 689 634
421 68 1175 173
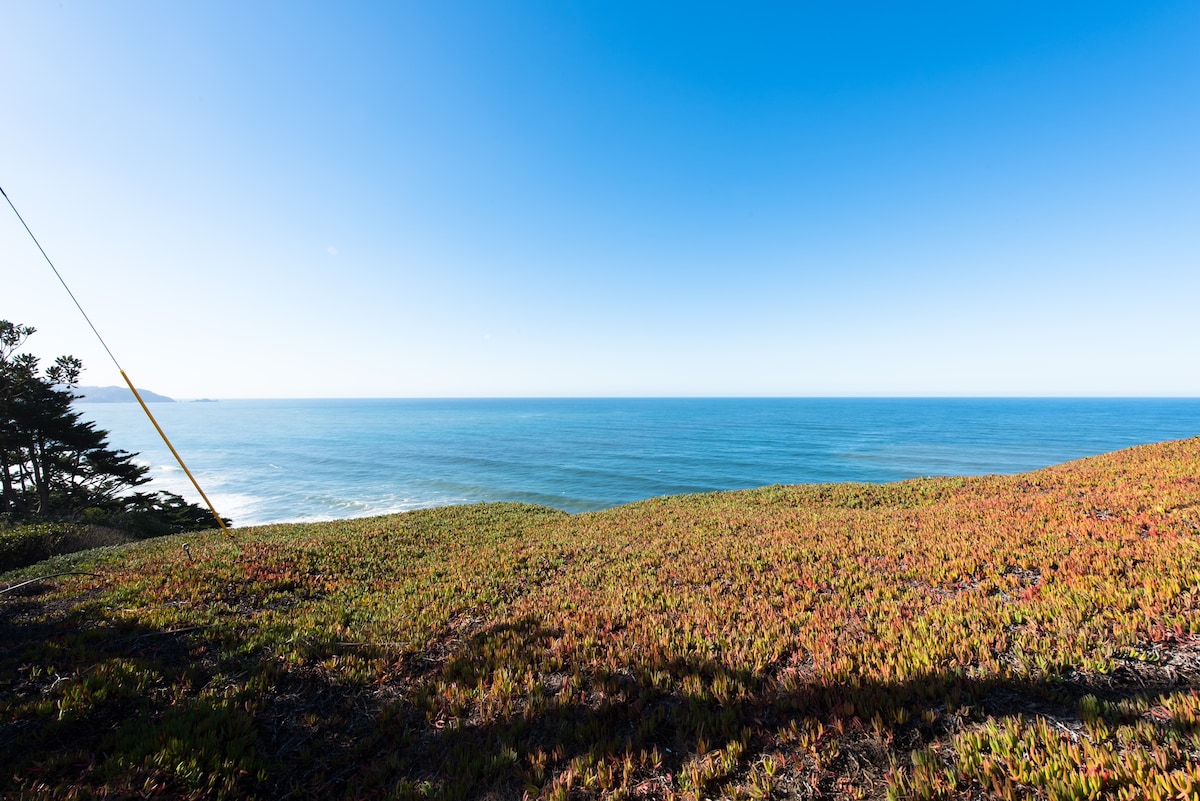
3 1 1198 397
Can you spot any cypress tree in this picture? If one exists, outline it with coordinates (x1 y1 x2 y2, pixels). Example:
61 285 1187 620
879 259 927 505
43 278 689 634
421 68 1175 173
0 320 222 533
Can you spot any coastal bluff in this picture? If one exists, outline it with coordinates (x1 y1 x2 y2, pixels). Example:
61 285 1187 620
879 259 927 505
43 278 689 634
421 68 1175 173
75 385 174 402
2 437 1198 798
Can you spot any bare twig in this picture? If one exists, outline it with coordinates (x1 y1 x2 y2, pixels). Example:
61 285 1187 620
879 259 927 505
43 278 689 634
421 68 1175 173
0 572 102 597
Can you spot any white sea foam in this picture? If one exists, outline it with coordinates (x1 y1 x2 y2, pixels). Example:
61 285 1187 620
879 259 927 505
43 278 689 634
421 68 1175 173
206 492 263 526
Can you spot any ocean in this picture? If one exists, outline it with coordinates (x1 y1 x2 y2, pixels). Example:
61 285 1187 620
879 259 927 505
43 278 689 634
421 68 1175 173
74 398 1200 527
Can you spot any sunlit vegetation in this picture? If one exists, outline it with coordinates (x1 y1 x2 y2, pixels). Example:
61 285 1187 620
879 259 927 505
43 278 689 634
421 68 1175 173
2 438 1199 799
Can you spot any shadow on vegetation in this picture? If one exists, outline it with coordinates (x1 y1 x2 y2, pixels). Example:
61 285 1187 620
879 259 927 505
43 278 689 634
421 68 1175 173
0 523 136 573
5 592 1198 800
0 581 249 798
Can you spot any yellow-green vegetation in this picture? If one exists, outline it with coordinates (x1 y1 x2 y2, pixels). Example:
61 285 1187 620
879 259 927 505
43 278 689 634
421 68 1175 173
2 438 1199 800
0 522 136 572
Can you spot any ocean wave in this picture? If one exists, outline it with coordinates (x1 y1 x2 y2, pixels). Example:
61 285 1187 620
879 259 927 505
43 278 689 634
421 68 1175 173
205 492 263 525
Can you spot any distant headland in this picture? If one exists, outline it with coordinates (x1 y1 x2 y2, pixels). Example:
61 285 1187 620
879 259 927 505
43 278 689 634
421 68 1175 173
75 386 175 403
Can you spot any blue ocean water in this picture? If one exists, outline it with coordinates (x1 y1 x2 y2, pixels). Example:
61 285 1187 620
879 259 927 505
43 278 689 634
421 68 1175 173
74 398 1200 527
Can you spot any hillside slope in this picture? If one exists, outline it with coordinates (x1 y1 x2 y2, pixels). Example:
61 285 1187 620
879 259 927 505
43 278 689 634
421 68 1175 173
2 438 1199 799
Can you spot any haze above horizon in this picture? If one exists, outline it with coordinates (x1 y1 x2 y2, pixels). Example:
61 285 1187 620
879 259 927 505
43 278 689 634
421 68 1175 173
4 2 1198 399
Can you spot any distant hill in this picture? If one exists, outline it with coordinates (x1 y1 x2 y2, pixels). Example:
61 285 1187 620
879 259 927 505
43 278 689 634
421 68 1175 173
75 385 175 403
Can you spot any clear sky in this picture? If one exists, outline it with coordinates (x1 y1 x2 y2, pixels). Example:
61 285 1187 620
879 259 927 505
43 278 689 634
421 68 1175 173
3 1 1198 398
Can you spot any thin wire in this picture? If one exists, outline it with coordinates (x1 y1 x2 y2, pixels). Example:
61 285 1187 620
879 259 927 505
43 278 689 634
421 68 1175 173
0 185 123 372
121 369 231 534
1 184 232 535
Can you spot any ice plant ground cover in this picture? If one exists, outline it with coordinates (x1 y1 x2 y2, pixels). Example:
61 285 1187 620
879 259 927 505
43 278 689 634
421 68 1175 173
1 438 1198 800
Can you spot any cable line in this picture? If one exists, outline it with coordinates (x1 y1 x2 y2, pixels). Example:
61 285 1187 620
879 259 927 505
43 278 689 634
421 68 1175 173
1 184 231 535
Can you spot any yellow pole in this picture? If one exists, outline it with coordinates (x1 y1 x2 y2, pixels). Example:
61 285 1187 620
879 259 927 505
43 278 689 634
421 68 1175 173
121 370 232 536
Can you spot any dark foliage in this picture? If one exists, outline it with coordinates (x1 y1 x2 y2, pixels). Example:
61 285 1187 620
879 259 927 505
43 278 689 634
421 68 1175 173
0 320 225 537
